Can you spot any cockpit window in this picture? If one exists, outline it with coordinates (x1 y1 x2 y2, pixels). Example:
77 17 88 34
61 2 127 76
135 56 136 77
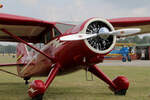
45 30 51 42
54 27 61 37
55 23 75 33
40 29 52 44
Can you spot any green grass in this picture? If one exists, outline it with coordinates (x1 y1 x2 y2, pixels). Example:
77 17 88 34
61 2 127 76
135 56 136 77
0 55 150 100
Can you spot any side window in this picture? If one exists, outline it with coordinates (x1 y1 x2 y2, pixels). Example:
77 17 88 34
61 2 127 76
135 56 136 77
53 28 61 37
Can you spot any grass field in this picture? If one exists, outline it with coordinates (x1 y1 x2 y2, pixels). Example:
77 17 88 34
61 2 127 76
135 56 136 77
0 55 150 100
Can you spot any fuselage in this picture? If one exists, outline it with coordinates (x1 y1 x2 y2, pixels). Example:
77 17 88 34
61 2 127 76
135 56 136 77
20 17 116 78
20 37 104 77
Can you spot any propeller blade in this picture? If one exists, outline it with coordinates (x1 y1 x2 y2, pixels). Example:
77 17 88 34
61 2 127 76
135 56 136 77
110 28 141 36
60 33 97 41
60 28 141 41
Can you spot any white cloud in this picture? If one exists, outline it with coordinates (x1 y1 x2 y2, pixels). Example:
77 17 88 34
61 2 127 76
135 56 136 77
132 7 150 17
43 0 116 22
3 0 150 22
44 0 149 22
20 0 39 6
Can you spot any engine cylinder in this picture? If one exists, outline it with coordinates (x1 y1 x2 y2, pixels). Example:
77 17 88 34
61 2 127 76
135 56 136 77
81 18 116 54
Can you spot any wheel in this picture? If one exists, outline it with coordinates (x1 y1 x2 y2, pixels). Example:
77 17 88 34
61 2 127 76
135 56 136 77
28 80 45 100
122 57 126 62
32 94 43 100
115 89 127 95
112 76 129 95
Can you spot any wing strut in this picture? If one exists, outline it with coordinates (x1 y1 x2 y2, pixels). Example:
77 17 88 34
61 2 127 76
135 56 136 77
0 63 26 67
0 29 55 62
0 69 20 77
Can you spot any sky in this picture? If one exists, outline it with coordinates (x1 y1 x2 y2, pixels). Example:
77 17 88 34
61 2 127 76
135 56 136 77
1 0 150 22
1 0 150 45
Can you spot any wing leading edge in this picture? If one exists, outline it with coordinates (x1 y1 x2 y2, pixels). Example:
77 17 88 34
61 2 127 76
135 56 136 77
0 13 150 42
108 17 150 36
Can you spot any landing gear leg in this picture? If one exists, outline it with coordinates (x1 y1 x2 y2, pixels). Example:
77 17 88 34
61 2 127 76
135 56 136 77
28 63 60 100
87 65 129 95
127 55 131 62
24 77 30 85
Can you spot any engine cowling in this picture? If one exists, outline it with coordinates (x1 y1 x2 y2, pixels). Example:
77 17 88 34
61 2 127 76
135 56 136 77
71 18 116 54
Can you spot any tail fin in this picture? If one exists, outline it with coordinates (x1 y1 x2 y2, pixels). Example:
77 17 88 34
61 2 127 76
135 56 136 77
16 43 29 64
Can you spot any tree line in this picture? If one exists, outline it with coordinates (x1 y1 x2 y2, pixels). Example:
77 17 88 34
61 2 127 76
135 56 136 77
0 45 16 54
117 35 150 44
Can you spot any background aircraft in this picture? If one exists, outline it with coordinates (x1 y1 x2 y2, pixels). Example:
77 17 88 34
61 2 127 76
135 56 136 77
109 47 131 62
106 43 136 62
0 13 150 100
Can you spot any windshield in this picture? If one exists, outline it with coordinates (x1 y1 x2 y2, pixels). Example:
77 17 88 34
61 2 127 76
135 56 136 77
55 23 75 33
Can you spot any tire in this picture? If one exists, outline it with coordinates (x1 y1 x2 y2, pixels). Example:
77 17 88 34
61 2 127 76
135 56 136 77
122 57 126 62
115 89 127 95
32 94 43 100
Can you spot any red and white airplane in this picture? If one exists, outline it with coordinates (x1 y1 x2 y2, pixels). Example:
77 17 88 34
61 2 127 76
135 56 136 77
0 13 149 100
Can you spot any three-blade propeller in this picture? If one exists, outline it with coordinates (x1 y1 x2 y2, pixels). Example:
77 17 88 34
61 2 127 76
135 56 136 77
60 28 141 41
